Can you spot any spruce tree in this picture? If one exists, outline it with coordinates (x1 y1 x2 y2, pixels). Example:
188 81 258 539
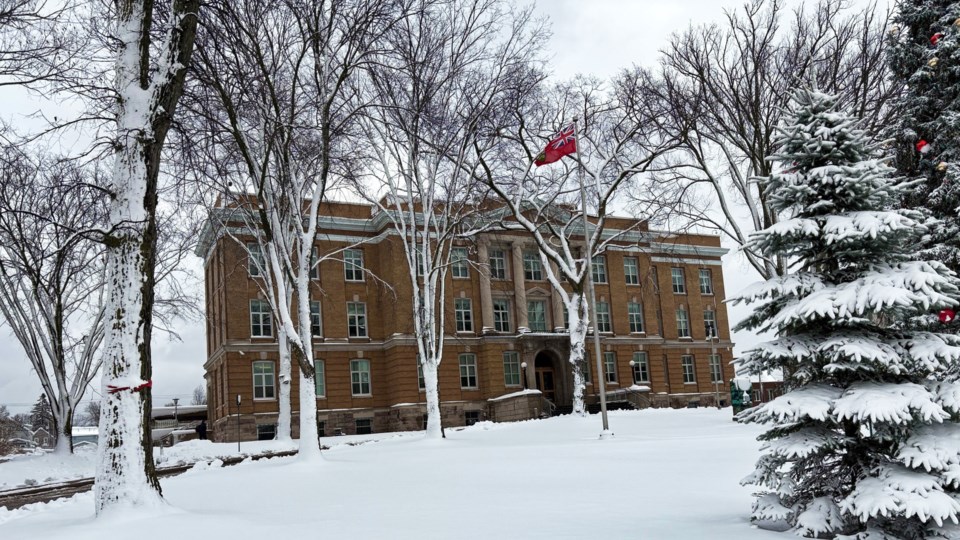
29 394 53 433
888 1 960 278
736 89 960 539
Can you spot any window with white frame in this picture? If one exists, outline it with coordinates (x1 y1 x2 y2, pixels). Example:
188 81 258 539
596 302 611 333
628 302 644 333
250 299 272 337
493 299 511 332
451 247 469 278
624 257 639 285
489 249 506 279
592 256 608 283
417 364 425 391
350 359 371 395
603 351 618 383
699 268 713 295
523 251 543 280
704 309 717 339
314 360 326 398
309 247 319 280
676 307 690 338
709 354 722 384
347 302 367 337
527 300 547 332
253 361 275 399
459 354 478 389
343 249 364 281
503 352 521 386
247 243 265 277
681 355 696 383
671 267 686 294
310 301 322 336
455 298 473 332
632 352 649 383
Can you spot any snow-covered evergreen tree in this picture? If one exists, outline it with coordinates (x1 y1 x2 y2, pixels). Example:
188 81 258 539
888 1 960 279
735 89 960 539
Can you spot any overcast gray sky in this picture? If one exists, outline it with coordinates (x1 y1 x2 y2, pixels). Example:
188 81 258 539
0 0 890 413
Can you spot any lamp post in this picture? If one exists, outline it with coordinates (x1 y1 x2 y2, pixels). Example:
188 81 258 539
520 362 528 390
709 331 721 409
235 394 241 453
172 397 179 427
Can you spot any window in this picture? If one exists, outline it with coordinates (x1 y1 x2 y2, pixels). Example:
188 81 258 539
671 267 686 294
350 359 371 395
582 355 591 383
624 257 639 285
523 251 543 280
310 301 322 336
527 300 547 332
681 355 696 383
562 305 569 328
503 352 521 386
676 307 690 338
309 247 319 280
603 351 618 384
704 309 717 339
465 411 481 426
632 352 649 383
459 354 478 389
417 364 425 390
253 361 275 399
628 302 644 333
247 243 265 277
344 249 364 281
416 250 425 276
709 354 723 384
451 247 469 278
489 249 506 279
250 299 272 337
455 298 473 332
355 418 372 435
257 424 276 441
592 256 607 283
318 421 325 437
596 302 611 333
347 302 367 337
314 360 326 398
493 299 511 332
699 268 714 295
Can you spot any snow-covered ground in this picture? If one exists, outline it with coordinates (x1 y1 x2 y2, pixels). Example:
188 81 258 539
1 408 783 539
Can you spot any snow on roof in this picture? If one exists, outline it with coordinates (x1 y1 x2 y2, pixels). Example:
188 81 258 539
488 389 542 402
71 427 98 436
151 405 207 418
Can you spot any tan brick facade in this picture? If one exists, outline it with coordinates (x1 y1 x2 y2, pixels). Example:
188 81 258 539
198 202 735 442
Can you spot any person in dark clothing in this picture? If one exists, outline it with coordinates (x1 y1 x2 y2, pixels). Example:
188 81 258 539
195 419 207 440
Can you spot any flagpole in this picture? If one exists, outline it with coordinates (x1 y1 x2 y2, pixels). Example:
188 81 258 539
574 117 611 437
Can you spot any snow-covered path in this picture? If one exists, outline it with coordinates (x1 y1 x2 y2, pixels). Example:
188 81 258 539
1 408 783 539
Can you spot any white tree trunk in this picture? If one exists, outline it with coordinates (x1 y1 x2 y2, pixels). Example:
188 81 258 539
52 396 74 455
276 326 291 441
422 359 442 439
298 369 320 460
565 293 588 416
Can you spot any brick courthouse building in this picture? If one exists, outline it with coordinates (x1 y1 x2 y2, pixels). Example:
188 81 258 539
196 201 735 442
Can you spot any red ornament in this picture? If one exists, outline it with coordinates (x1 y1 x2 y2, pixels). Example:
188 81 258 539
940 309 956 323
932 32 945 45
917 140 932 154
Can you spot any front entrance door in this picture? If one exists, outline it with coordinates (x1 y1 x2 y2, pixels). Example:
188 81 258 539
535 352 557 402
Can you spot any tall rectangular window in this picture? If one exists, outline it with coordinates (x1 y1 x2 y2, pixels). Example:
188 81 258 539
459 354 478 389
523 252 543 280
623 257 639 285
628 302 644 333
603 351 617 384
489 249 506 279
310 301 322 336
503 352 521 386
704 309 717 339
709 354 722 384
247 243 265 277
632 352 649 383
527 300 547 332
309 247 319 280
699 268 713 295
455 298 473 332
681 355 696 383
591 256 607 283
671 267 686 294
676 307 690 338
582 355 591 383
344 249 364 281
417 364 425 391
493 299 511 332
350 359 371 395
596 302 611 333
451 247 469 278
253 361 275 399
347 302 367 337
250 299 272 337
314 360 326 398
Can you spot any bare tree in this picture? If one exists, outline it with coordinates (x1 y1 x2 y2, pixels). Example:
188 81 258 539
0 148 107 455
83 400 101 426
0 0 78 89
632 0 897 280
190 384 206 406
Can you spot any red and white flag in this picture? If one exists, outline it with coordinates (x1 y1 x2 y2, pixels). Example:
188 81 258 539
535 124 577 166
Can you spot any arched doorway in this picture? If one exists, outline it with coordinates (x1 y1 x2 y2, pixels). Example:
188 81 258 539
534 351 557 402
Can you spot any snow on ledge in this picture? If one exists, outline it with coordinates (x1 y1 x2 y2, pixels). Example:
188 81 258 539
488 389 542 402
628 385 651 392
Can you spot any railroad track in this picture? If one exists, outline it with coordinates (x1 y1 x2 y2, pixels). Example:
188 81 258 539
0 449 298 511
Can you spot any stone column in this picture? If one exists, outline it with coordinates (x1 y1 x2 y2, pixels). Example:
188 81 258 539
549 261 565 332
477 238 495 333
511 242 528 331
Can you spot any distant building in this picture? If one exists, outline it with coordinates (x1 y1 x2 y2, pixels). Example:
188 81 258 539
197 201 736 442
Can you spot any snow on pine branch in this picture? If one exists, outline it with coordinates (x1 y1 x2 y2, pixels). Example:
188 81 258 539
840 465 960 527
832 382 950 425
